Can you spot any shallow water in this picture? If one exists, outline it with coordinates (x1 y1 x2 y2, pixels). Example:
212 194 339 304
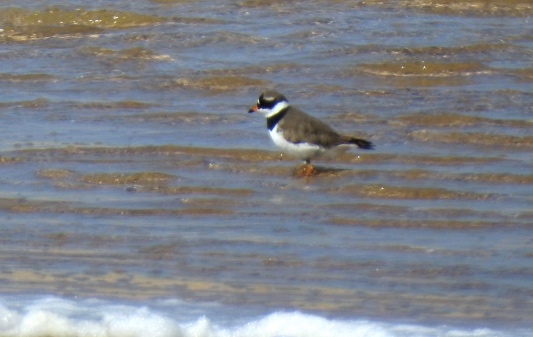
0 0 532 336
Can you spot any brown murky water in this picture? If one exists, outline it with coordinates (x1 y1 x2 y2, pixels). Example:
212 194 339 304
0 0 532 329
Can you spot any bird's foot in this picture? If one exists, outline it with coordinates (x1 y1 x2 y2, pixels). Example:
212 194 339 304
293 163 316 178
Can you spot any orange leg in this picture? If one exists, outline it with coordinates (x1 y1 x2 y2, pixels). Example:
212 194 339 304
293 162 316 178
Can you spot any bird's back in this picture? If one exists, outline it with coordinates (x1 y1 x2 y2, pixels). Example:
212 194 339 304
277 107 344 149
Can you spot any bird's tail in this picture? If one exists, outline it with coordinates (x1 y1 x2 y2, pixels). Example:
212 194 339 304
343 136 374 149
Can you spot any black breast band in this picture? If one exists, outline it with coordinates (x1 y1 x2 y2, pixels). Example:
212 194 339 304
266 107 289 131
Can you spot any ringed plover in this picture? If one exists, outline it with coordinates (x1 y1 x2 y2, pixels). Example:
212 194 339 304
248 90 373 175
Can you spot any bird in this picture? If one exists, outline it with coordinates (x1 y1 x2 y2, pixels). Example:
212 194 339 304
248 90 373 176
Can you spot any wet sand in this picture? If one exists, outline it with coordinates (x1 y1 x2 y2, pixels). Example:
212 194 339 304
1 0 532 327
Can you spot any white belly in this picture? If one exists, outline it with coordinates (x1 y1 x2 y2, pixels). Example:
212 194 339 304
269 124 323 161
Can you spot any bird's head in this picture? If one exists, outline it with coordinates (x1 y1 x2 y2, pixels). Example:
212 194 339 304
248 90 289 117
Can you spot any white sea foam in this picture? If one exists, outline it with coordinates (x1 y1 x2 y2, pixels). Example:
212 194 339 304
0 296 529 337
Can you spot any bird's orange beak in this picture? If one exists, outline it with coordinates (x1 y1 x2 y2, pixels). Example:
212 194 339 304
248 105 258 113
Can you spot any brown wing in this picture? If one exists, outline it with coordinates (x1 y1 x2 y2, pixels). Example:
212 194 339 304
277 107 344 148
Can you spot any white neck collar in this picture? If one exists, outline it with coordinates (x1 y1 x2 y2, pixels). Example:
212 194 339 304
265 101 289 118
